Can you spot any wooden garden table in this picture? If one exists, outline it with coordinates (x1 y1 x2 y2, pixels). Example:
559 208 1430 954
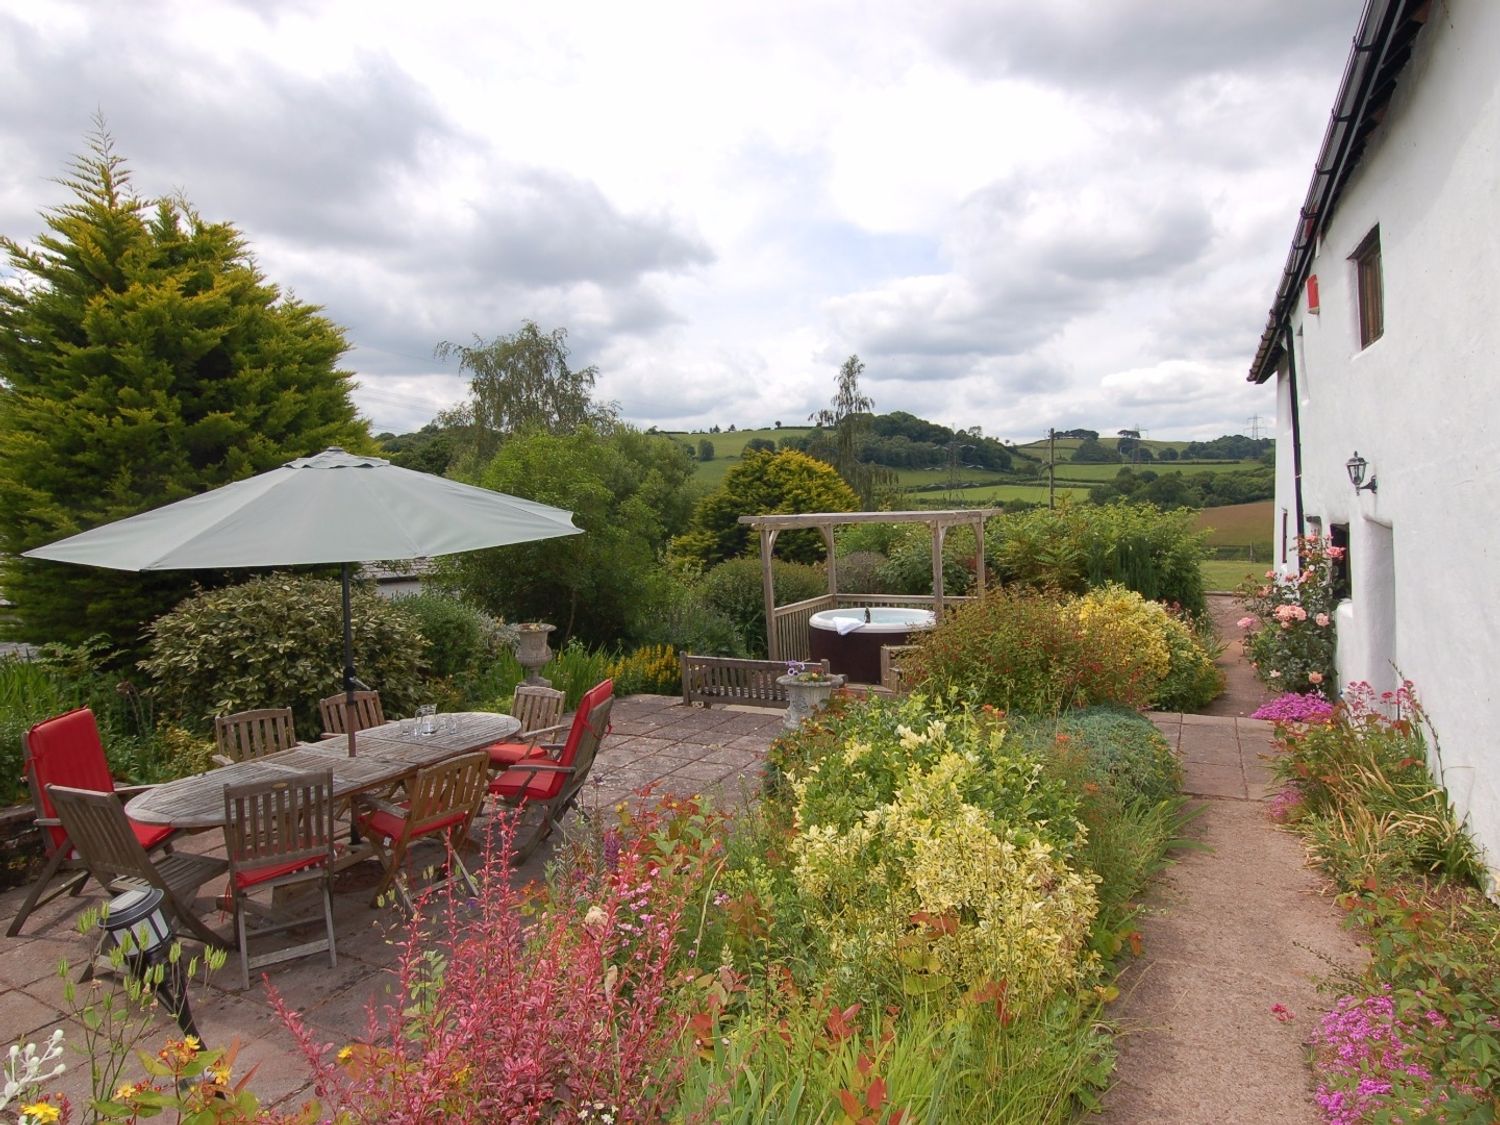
123 712 521 831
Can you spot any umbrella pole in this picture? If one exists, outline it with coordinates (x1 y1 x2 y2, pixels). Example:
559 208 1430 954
343 562 357 759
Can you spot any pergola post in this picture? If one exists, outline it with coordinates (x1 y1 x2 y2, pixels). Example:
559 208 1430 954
760 527 780 660
931 522 946 619
973 513 988 593
821 523 838 596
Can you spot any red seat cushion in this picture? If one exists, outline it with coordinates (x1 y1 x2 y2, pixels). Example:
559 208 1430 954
357 805 469 843
485 741 540 767
489 765 567 803
130 820 174 851
233 853 328 890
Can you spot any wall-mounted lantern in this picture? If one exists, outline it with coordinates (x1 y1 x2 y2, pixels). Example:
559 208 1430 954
1346 451 1378 495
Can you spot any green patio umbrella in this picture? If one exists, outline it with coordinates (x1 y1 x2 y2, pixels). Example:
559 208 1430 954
24 447 582 753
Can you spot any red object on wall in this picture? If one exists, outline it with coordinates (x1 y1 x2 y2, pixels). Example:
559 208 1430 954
1306 274 1321 314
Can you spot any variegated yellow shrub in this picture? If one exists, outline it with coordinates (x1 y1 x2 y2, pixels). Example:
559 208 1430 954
788 707 1099 1006
1072 584 1172 708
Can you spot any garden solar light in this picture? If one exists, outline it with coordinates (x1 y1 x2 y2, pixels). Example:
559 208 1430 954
102 888 202 1041
1345 452 1377 494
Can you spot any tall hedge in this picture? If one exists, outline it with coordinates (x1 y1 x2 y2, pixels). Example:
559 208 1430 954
988 502 1208 615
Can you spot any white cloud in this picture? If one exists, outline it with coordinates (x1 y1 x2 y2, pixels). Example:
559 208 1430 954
0 0 1351 438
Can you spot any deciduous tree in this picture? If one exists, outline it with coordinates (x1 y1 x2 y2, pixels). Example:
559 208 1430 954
437 322 614 463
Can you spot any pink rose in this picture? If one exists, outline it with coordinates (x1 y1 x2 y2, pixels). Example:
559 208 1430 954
1265 570 1275 579
1327 546 1346 560
1308 671 1323 685
1315 613 1330 627
1237 616 1257 629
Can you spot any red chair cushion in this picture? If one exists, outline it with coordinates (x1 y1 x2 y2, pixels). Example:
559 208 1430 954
131 821 174 851
357 805 469 843
485 741 540 767
489 766 567 804
232 853 328 890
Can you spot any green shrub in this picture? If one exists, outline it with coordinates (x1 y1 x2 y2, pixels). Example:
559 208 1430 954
1015 706 1182 806
907 588 1173 715
834 550 887 595
990 502 1208 615
700 556 826 657
473 642 613 714
627 567 746 656
877 525 976 596
392 591 499 681
1155 613 1225 712
140 574 429 737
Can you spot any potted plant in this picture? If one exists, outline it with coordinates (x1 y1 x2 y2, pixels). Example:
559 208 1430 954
776 660 846 730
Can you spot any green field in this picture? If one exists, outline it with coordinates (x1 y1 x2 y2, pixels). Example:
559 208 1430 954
1192 500 1274 550
672 427 1263 502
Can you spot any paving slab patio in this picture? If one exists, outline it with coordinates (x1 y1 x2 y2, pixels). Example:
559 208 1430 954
0 693 785 1112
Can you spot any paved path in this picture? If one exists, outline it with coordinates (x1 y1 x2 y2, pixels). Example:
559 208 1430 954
1098 596 1364 1123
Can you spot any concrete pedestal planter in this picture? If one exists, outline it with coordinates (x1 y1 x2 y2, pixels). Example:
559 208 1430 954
777 673 846 730
514 623 556 686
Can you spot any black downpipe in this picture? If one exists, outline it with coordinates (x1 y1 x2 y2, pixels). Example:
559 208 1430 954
1284 324 1306 544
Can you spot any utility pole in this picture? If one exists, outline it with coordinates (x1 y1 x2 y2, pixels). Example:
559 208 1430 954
1048 428 1056 509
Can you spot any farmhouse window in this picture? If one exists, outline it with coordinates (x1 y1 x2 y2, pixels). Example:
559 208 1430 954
1351 227 1383 348
1330 523 1351 602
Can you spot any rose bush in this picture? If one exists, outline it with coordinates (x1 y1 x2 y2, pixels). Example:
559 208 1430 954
1236 533 1341 693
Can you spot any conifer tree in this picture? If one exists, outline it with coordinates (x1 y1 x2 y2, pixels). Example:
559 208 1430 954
0 127 369 651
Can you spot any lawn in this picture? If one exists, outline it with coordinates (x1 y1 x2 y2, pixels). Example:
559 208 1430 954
1201 558 1260 593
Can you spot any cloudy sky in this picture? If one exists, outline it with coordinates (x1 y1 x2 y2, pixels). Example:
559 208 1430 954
0 1 1359 441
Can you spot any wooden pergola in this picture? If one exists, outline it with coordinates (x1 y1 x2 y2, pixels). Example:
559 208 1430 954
737 509 1002 661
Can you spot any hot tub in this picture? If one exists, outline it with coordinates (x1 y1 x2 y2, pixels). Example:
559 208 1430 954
807 607 936 685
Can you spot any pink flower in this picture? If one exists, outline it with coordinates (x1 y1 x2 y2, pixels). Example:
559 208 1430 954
1326 546 1346 560
1315 613 1330 627
1237 616 1257 629
1271 1003 1295 1023
1265 570 1276 579
1308 672 1323 685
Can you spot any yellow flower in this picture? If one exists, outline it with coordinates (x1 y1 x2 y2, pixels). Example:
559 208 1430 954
21 1103 61 1124
115 1081 142 1100
337 1045 355 1063
210 1061 232 1085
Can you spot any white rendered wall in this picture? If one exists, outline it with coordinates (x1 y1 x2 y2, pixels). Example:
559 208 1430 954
1272 0 1500 885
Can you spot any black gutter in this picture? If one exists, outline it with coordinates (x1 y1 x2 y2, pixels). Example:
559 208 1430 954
1247 0 1428 383
1284 324 1305 539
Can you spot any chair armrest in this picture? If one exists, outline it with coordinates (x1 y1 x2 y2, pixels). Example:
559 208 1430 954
113 783 156 798
516 721 569 744
354 794 406 819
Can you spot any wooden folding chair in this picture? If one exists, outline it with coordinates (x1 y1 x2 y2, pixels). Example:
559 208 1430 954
46 785 229 951
8 708 177 938
319 690 384 738
353 751 489 911
485 685 567 769
213 708 297 766
223 770 338 990
489 679 614 864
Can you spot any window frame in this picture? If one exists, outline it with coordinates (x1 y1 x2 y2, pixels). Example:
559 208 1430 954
1351 226 1384 349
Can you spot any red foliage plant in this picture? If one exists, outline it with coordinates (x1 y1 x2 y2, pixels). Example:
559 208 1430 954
268 808 703 1124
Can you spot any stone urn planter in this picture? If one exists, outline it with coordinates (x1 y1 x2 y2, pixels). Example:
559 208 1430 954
777 673 846 730
514 622 556 686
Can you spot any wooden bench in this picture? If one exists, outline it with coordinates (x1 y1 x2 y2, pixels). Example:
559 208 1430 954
679 655 830 709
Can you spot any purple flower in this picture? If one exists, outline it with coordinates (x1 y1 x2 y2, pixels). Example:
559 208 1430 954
1251 691 1336 724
